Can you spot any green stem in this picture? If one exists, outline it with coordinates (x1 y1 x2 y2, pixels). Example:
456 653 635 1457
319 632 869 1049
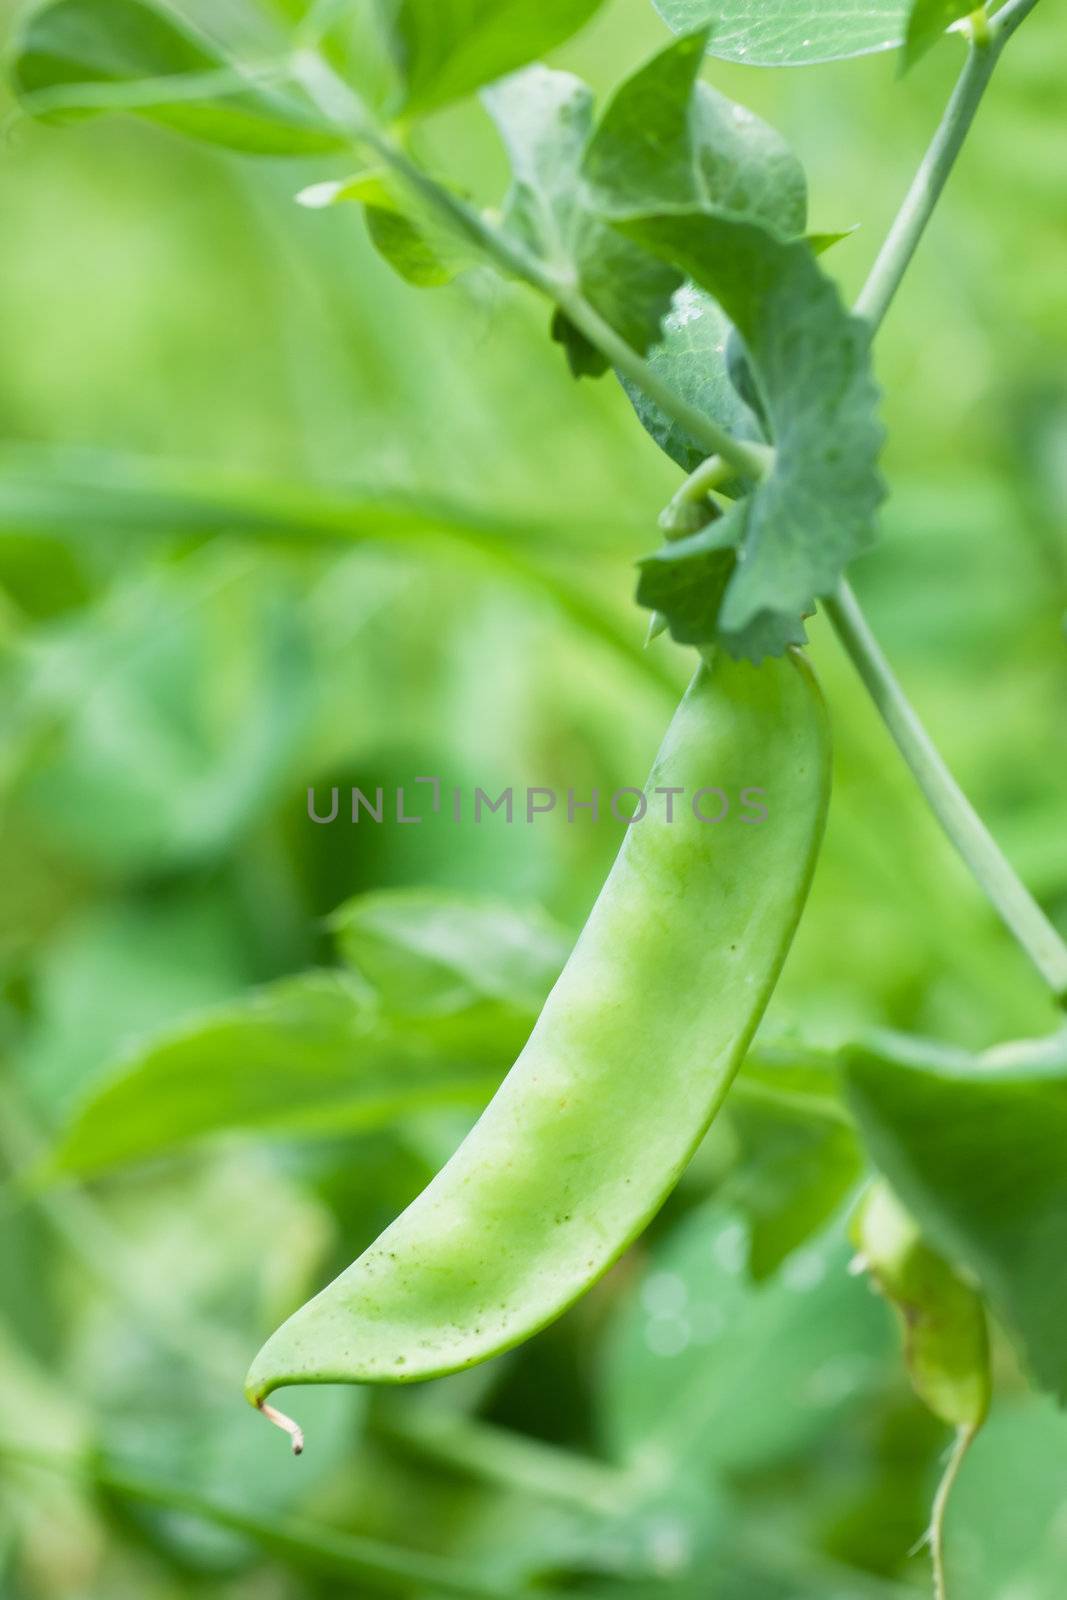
856 0 1042 331
929 1424 978 1600
988 0 1045 43
290 51 772 486
660 453 733 533
0 1439 514 1599
854 39 996 329
823 583 1067 1002
376 1405 636 1515
819 0 1067 1006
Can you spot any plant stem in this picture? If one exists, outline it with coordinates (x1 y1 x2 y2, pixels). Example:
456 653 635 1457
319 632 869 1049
0 1439 515 1599
988 0 1045 43
856 0 1042 331
821 0 1067 1006
376 1404 636 1515
823 583 1067 1002
660 453 734 532
291 51 772 485
929 1424 978 1600
854 38 996 329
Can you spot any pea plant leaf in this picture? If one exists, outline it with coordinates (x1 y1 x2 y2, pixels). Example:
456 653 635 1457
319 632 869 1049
380 0 608 115
652 0 909 66
329 888 570 1015
725 1062 863 1280
10 0 342 154
615 214 884 653
48 889 571 1177
903 0 975 68
582 29 808 233
483 66 683 360
577 31 883 657
298 173 474 287
844 1029 1067 1404
48 971 519 1178
617 285 762 475
852 1181 990 1430
599 1202 890 1477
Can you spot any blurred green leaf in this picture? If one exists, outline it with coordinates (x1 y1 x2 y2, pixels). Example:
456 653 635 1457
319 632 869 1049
852 1180 990 1430
15 888 252 1116
727 1052 863 1279
599 1202 889 1478
484 66 681 359
7 552 313 875
298 172 475 287
844 1029 1067 1403
330 887 569 1014
50 969 524 1177
11 0 343 153
0 1439 510 1594
903 0 974 68
0 448 674 692
942 1395 1067 1596
651 0 909 66
380 0 608 114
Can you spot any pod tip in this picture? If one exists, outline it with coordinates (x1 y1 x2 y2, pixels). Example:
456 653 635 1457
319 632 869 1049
256 1397 304 1456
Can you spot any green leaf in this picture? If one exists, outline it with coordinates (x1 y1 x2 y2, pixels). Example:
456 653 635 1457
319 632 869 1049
843 1029 1067 1403
579 35 882 657
11 0 343 154
380 0 608 115
652 0 909 66
50 971 518 1177
614 214 885 655
582 31 808 236
903 0 976 67
618 286 762 474
298 174 472 287
727 1053 863 1280
550 310 611 378
852 1181 990 1429
484 66 682 359
941 1396 1067 1597
599 1202 890 1476
330 888 569 1016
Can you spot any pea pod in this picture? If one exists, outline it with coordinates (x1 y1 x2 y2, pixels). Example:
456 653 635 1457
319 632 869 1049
247 650 830 1422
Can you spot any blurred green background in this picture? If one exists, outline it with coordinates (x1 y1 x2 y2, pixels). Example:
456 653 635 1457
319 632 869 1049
0 0 1065 1595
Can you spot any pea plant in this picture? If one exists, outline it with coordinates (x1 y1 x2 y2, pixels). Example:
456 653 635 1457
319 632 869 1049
5 1 1065 1597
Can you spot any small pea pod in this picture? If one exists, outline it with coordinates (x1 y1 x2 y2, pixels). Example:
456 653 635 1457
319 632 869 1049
852 1181 990 1600
247 650 830 1421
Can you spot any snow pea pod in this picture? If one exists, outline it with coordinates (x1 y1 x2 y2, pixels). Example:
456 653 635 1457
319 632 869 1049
247 650 830 1424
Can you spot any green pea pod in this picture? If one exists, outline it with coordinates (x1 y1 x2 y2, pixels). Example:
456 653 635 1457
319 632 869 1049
851 1180 990 1432
246 651 830 1427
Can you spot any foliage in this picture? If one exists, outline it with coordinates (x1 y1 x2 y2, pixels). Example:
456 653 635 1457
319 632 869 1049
0 0 1064 1597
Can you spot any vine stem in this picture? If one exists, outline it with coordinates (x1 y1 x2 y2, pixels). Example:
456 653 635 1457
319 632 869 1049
290 50 773 487
929 1424 979 1600
0 1438 513 1598
823 0 1067 1005
824 583 1067 1002
853 31 997 329
856 0 1042 329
